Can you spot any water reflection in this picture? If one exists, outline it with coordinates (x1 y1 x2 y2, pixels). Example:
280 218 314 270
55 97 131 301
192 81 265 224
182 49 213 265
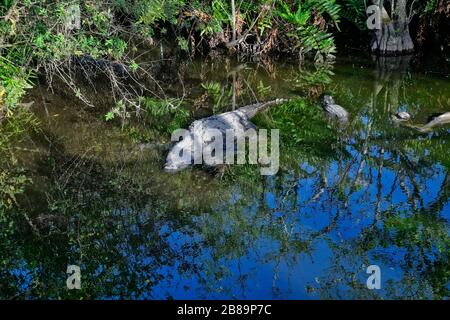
0 54 449 299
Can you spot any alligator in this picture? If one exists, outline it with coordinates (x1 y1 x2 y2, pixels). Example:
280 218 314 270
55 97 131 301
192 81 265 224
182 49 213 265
321 95 349 122
71 55 129 76
164 98 288 172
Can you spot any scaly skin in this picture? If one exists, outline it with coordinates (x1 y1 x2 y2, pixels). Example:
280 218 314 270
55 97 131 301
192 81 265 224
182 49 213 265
322 95 349 122
164 99 289 172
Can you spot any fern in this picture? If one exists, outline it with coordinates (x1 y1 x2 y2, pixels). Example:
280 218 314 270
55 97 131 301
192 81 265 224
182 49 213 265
304 0 342 29
277 1 338 63
339 0 367 30
423 0 438 15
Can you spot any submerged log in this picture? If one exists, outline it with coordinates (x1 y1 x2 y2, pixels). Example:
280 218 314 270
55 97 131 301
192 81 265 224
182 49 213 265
399 112 450 133
412 112 450 133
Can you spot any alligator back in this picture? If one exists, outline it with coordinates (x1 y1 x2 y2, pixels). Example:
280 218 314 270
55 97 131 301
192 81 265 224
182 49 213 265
238 98 289 119
323 103 349 120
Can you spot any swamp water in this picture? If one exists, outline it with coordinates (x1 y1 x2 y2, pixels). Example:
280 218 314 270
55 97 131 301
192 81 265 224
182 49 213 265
1 53 449 299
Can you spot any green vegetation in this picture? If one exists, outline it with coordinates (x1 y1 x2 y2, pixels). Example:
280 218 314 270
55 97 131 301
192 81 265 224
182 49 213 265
0 0 342 116
1 0 447 116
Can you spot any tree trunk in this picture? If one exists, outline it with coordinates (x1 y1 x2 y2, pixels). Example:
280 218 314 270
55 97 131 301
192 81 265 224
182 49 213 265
371 0 414 55
231 0 236 42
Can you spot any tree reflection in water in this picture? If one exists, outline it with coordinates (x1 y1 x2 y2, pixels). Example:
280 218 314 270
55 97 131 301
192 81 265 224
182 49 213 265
0 55 449 299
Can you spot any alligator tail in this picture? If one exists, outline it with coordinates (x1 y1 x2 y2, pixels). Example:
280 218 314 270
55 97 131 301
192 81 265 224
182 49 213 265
239 98 290 119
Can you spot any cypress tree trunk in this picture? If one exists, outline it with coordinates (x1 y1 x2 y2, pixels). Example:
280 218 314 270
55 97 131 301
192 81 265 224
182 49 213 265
371 0 414 55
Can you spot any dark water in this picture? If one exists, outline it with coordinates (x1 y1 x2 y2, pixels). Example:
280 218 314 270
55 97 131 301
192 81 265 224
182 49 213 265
1 53 449 299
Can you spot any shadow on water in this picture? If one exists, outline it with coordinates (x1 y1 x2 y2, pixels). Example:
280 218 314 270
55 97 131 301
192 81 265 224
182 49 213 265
0 52 449 299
